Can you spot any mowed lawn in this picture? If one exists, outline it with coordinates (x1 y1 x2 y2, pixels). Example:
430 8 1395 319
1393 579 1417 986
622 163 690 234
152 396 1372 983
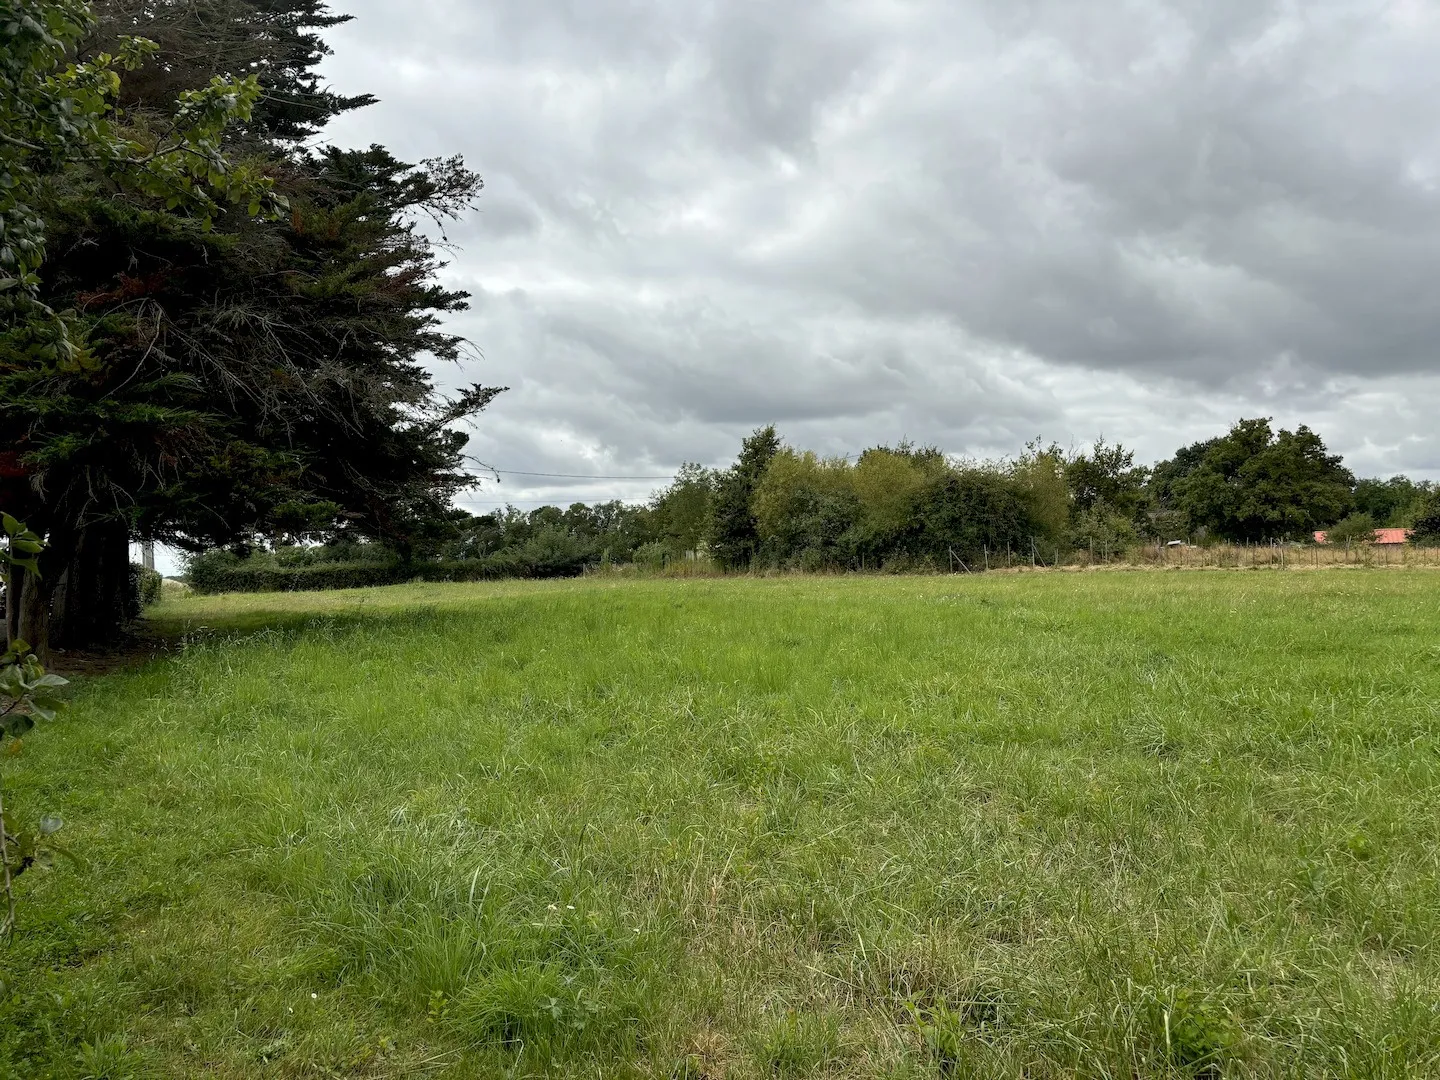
3 571 1439 1078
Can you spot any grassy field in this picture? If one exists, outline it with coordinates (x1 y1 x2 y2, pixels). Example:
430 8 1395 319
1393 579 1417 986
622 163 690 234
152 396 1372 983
2 570 1439 1078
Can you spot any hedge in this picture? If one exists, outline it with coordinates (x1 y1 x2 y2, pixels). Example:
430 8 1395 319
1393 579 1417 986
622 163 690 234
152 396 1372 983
187 556 589 595
131 564 163 609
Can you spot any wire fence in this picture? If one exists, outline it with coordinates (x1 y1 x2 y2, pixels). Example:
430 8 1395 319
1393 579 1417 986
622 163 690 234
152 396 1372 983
581 541 1440 580
983 540 1440 572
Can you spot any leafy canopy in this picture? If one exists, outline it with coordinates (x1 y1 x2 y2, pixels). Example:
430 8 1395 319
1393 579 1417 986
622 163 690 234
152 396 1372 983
1161 419 1355 542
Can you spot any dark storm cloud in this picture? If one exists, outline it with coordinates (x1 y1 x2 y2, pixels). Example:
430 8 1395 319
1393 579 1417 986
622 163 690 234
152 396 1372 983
315 0 1440 502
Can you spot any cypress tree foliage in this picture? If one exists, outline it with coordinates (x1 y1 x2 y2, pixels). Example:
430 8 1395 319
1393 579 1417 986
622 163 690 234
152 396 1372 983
81 0 375 140
1 0 279 651
2 0 503 649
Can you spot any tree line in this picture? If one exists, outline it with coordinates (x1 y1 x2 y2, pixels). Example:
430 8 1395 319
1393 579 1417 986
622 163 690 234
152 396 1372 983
701 419 1437 570
2 0 503 652
185 417 1440 591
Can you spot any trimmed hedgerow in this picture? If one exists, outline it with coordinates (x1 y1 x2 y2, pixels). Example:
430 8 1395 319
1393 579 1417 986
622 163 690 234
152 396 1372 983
185 553 593 595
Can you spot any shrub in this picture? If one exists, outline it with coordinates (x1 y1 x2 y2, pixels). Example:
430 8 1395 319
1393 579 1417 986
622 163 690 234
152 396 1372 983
1069 501 1139 552
184 548 245 593
753 450 860 568
631 542 669 570
1411 493 1440 545
131 564 163 610
1323 513 1378 546
917 469 1038 564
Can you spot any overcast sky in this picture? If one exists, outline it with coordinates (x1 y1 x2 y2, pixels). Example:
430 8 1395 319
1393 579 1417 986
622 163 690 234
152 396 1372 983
309 0 1440 515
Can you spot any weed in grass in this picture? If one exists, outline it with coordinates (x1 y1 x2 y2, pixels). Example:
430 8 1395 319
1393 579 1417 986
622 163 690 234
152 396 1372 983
75 1034 143 1080
1140 986 1241 1077
753 1009 844 1076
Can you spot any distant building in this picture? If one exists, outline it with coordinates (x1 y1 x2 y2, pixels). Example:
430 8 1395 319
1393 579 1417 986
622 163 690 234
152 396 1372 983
1313 528 1412 545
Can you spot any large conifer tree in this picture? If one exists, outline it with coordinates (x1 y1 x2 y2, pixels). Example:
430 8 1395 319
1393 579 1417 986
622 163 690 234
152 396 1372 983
2 0 503 649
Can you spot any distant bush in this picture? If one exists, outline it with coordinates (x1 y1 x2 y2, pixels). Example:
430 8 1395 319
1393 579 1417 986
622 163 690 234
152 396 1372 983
1068 502 1139 553
1324 513 1378 545
631 541 669 570
1412 493 1440 546
134 565 163 609
917 468 1039 564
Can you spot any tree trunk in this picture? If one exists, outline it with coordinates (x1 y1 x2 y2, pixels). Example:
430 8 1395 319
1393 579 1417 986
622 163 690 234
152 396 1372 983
4 565 21 649
50 521 132 650
16 569 50 661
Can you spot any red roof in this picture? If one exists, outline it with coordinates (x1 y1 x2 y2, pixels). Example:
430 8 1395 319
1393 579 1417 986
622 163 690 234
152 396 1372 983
1313 528 1412 545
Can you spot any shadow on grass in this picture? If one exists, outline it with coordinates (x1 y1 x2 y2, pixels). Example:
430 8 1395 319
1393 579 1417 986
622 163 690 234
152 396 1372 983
65 596 524 686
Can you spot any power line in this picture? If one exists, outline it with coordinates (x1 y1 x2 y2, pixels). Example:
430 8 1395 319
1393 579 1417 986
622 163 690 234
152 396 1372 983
460 499 630 505
466 458 677 481
490 469 676 480
470 455 861 483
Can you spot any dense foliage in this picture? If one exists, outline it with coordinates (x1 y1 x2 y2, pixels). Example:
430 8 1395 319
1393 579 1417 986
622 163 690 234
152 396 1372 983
1413 493 1440 545
2 0 501 652
708 425 781 568
1146 419 1355 542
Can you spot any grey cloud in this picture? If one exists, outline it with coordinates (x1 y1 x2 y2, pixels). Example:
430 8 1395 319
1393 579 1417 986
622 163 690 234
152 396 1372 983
320 0 1440 489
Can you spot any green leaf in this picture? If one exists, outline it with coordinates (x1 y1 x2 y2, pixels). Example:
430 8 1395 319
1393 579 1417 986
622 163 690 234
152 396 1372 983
0 514 18 535
0 714 35 738
29 693 63 717
45 842 83 870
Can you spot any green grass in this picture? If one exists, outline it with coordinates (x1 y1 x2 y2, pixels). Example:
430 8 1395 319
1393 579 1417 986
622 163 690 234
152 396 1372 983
3 569 1440 1078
